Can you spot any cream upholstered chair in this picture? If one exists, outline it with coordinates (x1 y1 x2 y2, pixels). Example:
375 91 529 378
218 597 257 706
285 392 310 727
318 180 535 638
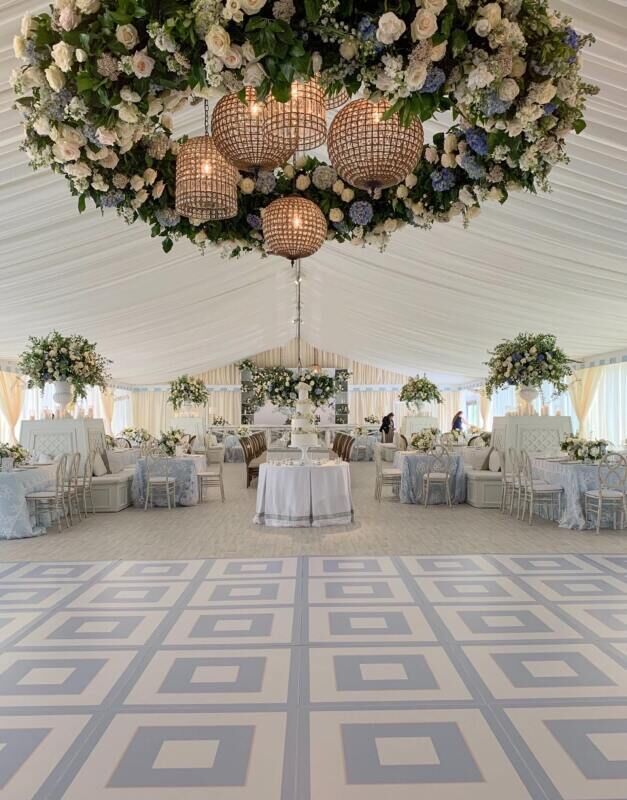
76 454 95 516
63 452 82 524
518 449 564 525
197 445 225 502
423 445 453 507
144 451 176 510
25 455 69 533
374 443 401 501
585 453 627 533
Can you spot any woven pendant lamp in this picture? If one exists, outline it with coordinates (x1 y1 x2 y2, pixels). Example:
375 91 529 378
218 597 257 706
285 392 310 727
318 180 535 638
262 196 327 260
327 99 424 191
175 101 239 221
211 88 295 172
324 86 349 110
264 79 327 152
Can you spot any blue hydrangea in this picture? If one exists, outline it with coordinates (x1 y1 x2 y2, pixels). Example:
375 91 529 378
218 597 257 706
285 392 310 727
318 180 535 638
82 124 101 146
543 102 557 116
465 127 489 156
430 168 457 192
349 201 373 226
421 67 446 94
536 353 546 362
480 91 512 117
255 171 276 194
564 27 579 49
460 154 486 180
511 352 522 362
155 208 181 228
99 190 125 208
45 88 72 121
357 16 376 40
25 40 41 65
246 213 262 230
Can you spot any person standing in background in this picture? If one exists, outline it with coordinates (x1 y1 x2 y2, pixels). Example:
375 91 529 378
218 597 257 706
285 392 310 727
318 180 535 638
379 412 395 443
451 410 466 432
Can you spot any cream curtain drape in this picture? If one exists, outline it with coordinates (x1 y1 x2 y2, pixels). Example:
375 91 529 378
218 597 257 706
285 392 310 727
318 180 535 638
349 391 398 425
438 391 462 432
132 391 168 437
100 388 115 434
0 371 24 444
568 367 603 437
209 391 241 426
478 389 491 429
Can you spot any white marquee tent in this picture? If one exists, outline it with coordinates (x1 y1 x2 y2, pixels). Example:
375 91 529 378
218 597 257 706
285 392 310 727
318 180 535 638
0 1 625 387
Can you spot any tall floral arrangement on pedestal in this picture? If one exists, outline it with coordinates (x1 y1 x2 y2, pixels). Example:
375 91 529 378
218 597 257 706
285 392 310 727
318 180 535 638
0 443 29 466
484 332 575 397
167 375 209 411
157 427 186 456
121 426 152 446
240 362 345 410
411 427 440 452
17 331 111 400
400 375 443 411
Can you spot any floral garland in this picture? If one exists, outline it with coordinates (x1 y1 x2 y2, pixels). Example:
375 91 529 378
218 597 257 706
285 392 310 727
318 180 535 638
411 426 440 451
0 443 30 466
560 435 611 462
400 374 443 409
120 426 152 445
11 0 596 255
157 427 186 455
17 330 111 401
168 374 209 410
484 331 575 397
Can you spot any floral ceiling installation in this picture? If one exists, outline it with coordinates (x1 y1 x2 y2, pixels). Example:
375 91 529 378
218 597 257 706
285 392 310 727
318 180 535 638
11 0 596 255
167 374 210 410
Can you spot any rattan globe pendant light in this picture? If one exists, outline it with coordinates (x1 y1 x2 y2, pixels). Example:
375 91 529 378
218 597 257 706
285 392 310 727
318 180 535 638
262 196 327 260
175 101 239 221
264 79 327 152
327 98 424 191
324 86 349 110
211 87 295 172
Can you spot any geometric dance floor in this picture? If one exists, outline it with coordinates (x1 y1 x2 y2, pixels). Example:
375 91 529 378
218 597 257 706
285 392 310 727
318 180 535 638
1 554 627 799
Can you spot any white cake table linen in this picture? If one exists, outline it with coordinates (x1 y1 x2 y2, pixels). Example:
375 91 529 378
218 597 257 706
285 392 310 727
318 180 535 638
0 465 58 539
393 451 465 504
310 462 354 527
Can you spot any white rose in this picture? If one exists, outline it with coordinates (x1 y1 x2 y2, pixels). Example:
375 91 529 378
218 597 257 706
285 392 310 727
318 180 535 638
152 180 165 198
239 177 255 194
466 205 481 219
241 41 256 61
131 188 148 208
341 187 355 202
498 78 520 102
375 72 396 92
458 186 475 206
143 167 158 185
45 64 66 92
75 48 88 63
243 62 265 87
33 115 52 136
411 9 438 41
59 124 85 146
405 173 417 188
115 102 139 123
206 24 230 57
332 179 345 194
295 174 311 191
479 2 501 27
405 61 428 90
396 184 409 199
21 13 35 38
424 146 439 163
132 50 155 78
51 41 74 72
120 86 141 103
116 24 139 50
488 186 503 201
240 0 266 13
99 150 119 169
474 18 491 36
339 38 358 60
95 126 116 146
444 133 458 153
76 0 100 12
530 81 557 104
53 140 81 162
421 0 447 14
329 208 344 223
21 66 44 89
194 230 208 244
13 35 26 59
130 174 144 191
283 164 295 179
510 57 526 78
430 41 447 61
222 46 243 69
58 5 81 31
383 218 398 233
376 12 407 45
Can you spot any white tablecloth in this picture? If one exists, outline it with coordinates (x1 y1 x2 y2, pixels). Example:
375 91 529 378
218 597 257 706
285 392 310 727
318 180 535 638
531 457 608 529
107 447 141 473
131 455 204 507
393 451 466 504
254 462 353 527
266 446 329 462
0 465 57 539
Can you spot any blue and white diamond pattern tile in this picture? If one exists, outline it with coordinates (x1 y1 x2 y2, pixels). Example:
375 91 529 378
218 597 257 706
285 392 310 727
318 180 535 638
2 553 627 799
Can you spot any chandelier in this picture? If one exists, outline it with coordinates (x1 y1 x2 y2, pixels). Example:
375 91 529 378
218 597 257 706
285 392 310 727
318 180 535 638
263 196 327 261
327 99 424 191
211 88 295 172
264 79 327 152
175 102 238 221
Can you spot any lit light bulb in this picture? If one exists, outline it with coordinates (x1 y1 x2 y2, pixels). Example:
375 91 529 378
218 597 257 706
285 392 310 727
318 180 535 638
292 215 302 228
372 109 382 124
201 161 211 175
249 101 262 117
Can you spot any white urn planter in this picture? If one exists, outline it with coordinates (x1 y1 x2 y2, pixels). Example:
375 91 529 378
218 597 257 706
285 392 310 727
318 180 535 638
411 401 428 416
518 385 539 414
52 380 73 414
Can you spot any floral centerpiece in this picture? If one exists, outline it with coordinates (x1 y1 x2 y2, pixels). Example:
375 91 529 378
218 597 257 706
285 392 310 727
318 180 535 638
561 435 610 462
157 427 185 456
242 363 344 409
10 0 596 256
18 331 111 401
236 425 251 437
484 332 576 398
411 427 440 452
104 434 116 449
121 426 151 446
352 426 366 437
364 415 379 424
211 415 228 426
400 375 443 413
168 375 209 411
0 443 29 466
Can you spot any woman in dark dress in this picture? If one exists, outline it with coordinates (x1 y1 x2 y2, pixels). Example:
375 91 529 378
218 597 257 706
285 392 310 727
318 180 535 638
379 412 395 443
451 410 465 432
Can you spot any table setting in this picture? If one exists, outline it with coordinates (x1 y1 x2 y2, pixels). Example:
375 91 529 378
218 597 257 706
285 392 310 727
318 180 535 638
0 462 58 539
131 454 206 508
393 450 466 505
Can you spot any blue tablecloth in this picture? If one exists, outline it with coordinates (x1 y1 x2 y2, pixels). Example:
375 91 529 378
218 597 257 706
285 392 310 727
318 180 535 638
393 451 465 504
131 457 200 507
223 434 244 463
0 465 57 539
350 434 380 461
531 457 606 529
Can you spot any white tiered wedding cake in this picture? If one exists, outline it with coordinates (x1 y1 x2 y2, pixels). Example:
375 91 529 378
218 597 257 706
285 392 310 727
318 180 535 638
290 381 319 449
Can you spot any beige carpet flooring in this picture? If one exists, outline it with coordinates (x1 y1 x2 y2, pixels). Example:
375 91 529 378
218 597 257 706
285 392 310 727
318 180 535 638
2 462 626 561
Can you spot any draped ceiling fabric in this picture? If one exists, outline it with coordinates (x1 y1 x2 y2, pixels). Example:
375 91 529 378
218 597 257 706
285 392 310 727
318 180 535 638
0 1 626 388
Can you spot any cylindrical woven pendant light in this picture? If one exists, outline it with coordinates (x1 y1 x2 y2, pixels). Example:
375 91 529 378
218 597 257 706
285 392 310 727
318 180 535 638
324 86 349 110
263 196 327 260
264 79 327 152
211 88 295 172
175 134 238 221
327 99 424 191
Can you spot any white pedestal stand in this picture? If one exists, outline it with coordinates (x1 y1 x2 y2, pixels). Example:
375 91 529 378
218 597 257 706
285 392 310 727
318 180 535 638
401 416 439 438
20 418 107 467
290 445 311 465
171 416 206 443
491 415 572 455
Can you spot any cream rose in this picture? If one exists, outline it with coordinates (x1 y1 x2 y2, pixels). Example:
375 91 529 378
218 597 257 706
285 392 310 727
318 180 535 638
21 13 35 38
241 40 256 61
51 41 75 72
115 102 139 123
13 35 26 59
132 50 155 78
240 0 266 12
152 180 165 198
441 153 456 168
283 164 295 179
421 0 447 14
96 127 117 146
100 150 119 169
206 24 230 57
444 133 458 153
341 187 355 202
498 78 520 102
479 2 501 27
45 64 66 91
405 61 428 91
243 62 265 87
53 140 81 161
33 115 52 136
295 174 311 191
64 161 92 178
339 38 358 60
430 41 447 61
75 48 87 62
384 218 398 233
332 179 345 194
424 146 439 163
131 188 148 208
239 177 255 194
405 173 418 188
411 9 438 41
221 46 243 69
130 174 144 191
510 56 526 78
116 24 139 50
58 6 81 31
143 167 158 185
329 208 344 223
474 18 491 37
76 0 100 12
194 230 208 244
376 12 407 45
396 185 409 199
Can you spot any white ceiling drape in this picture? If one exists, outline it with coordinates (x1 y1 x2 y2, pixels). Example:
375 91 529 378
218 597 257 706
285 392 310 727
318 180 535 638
0 1 625 386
